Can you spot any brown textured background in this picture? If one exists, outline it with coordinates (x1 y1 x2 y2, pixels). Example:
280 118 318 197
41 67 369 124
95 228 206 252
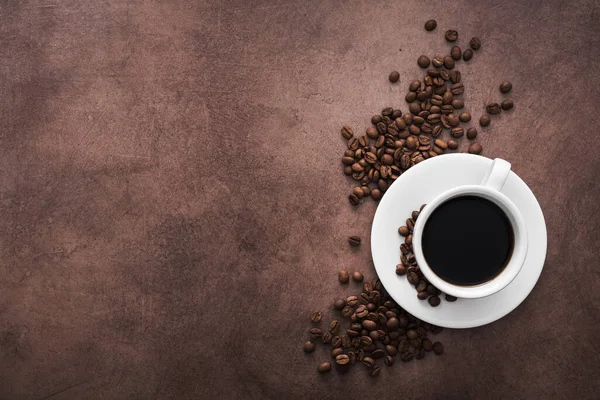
1 0 599 399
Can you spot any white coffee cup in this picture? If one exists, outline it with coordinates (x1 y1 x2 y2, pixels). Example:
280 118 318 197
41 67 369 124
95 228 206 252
412 158 528 299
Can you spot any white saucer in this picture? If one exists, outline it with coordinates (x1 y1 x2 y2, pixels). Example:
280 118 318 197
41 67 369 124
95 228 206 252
371 154 547 329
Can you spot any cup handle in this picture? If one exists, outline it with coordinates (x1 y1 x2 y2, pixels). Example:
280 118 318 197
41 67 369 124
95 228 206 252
481 158 511 191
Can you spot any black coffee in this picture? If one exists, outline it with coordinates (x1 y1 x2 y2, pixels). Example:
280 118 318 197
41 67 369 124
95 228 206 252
422 196 514 286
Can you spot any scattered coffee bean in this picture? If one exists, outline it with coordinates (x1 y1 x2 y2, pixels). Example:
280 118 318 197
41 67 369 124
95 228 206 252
334 299 346 310
422 338 433 352
445 29 458 42
370 366 381 377
341 126 354 140
432 56 444 68
424 19 437 31
323 332 332 343
466 127 477 140
371 189 382 201
418 55 431 68
310 328 323 339
443 55 455 70
338 269 350 284
341 306 354 318
348 236 361 247
335 354 350 365
398 226 409 236
428 296 441 307
318 362 331 373
352 271 364 283
499 81 512 93
349 194 359 206
451 99 464 109
450 46 461 60
311 311 322 323
468 142 483 154
395 264 407 276
486 103 501 115
433 342 444 355
401 352 414 362
470 37 481 50
501 99 514 110
479 115 491 127
389 71 400 83
331 347 343 357
329 320 341 334
459 112 471 122
304 341 316 353
384 355 394 366
445 295 457 302
462 48 473 61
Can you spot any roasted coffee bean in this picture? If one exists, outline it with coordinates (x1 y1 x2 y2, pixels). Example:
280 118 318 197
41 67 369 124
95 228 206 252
376 122 387 136
371 115 383 125
487 103 501 114
360 336 373 347
423 75 433 86
334 298 346 310
347 296 359 307
432 125 442 137
310 328 323 339
349 194 359 206
479 115 491 127
341 156 354 165
502 99 514 110
348 236 362 247
391 109 403 120
445 29 458 42
441 91 452 105
371 188 382 201
415 281 427 292
364 127 377 140
382 107 393 117
407 272 419 286
406 329 419 340
433 342 444 355
424 19 437 31
347 137 359 150
450 70 461 84
386 345 398 357
417 55 431 68
401 352 414 362
427 68 440 77
356 306 368 319
395 264 407 276
450 45 462 60
362 320 377 331
448 114 460 126
443 55 455 69
395 117 407 131
459 112 471 122
341 334 351 349
331 336 342 348
431 139 446 151
339 269 350 284
406 218 415 231
405 91 418 103
445 295 457 302
318 362 331 373
362 356 375 368
398 225 410 237
466 127 478 139
389 71 400 83
400 243 410 255
303 341 316 353
417 291 429 300
372 349 386 359
412 116 425 126
426 284 436 295
451 83 464 95
463 48 473 61
409 102 421 115
422 338 433 352
428 296 441 307
470 37 481 50
329 320 341 334
332 347 344 358
432 56 444 68
452 99 464 109
384 355 394 366
369 366 381 377
440 69 450 81
378 179 389 193
342 306 354 318
311 311 323 323
451 127 464 138
409 80 421 92
322 332 333 344
468 142 483 154
500 81 512 94
341 126 354 140
352 271 364 283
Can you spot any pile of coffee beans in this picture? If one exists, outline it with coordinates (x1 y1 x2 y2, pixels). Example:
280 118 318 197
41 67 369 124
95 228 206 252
341 21 515 206
396 204 457 306
303 277 445 376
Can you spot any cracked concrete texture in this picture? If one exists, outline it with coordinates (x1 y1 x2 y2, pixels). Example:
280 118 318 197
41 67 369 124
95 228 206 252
1 0 599 398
